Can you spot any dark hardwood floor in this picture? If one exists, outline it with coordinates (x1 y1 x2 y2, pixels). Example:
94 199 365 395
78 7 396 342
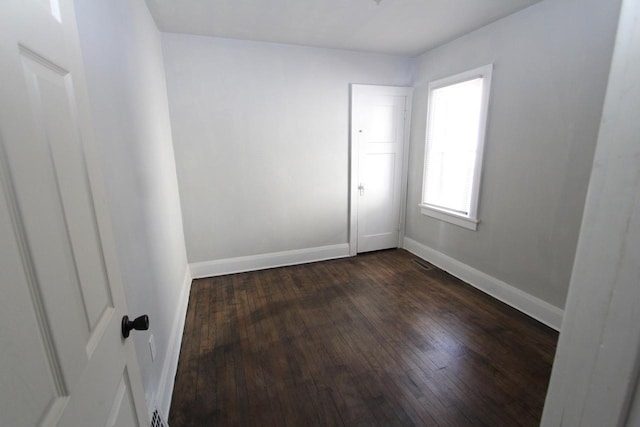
169 249 558 426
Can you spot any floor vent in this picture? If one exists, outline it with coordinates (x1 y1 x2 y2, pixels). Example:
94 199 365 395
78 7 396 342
151 409 168 427
412 258 433 271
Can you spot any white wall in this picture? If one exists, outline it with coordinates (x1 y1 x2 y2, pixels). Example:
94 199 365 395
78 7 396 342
162 34 414 265
404 0 621 310
73 0 190 415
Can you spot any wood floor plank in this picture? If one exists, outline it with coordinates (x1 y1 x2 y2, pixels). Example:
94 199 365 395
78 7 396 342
169 249 558 426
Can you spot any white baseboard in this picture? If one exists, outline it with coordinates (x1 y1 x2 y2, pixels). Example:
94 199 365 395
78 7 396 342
402 237 563 330
189 243 351 279
156 266 192 418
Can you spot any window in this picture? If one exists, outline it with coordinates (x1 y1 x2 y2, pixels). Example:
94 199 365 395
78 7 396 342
420 64 493 230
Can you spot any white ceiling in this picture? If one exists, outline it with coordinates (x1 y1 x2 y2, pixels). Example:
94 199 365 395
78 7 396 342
145 0 542 57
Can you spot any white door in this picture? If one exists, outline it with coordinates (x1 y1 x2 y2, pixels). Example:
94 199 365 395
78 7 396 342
350 85 412 254
0 1 149 426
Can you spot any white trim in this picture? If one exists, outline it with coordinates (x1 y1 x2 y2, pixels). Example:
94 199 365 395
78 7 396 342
349 84 413 255
189 244 350 279
349 85 360 256
156 266 192 418
398 90 413 249
402 237 563 330
419 204 478 231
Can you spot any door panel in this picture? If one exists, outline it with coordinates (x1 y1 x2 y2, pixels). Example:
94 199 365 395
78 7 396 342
20 45 115 351
0 1 148 426
108 370 141 427
18 44 112 368
0 182 66 427
369 104 397 142
362 153 396 235
351 85 411 253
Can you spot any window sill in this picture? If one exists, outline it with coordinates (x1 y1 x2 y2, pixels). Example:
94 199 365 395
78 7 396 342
419 204 479 231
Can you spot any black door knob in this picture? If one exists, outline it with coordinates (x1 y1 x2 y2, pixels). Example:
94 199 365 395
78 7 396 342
122 314 149 338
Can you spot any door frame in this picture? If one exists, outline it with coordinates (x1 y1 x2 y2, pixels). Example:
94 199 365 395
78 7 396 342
349 84 413 256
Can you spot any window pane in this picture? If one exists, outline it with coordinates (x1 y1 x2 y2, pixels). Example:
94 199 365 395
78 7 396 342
424 77 483 215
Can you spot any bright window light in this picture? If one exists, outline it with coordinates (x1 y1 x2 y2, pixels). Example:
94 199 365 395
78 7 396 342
421 65 493 230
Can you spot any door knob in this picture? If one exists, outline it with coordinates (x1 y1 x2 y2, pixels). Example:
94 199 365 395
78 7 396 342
121 314 149 338
358 183 365 196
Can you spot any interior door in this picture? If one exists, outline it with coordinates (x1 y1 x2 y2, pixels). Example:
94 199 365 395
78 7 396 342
0 1 149 426
351 85 411 254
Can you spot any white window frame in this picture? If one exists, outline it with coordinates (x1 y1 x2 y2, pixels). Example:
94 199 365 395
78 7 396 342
420 64 493 231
